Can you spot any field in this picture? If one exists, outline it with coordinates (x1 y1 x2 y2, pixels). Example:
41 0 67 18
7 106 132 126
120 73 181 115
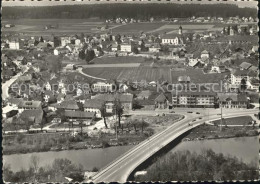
83 66 171 82
2 19 115 36
2 19 226 36
82 66 227 83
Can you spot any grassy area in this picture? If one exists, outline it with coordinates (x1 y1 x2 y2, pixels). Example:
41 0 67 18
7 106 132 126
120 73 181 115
213 116 254 126
184 124 258 141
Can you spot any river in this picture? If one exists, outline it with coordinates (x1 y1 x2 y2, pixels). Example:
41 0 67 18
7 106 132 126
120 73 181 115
3 136 258 172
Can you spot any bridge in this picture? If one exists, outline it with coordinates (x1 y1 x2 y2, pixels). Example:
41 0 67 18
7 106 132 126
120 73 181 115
90 109 259 183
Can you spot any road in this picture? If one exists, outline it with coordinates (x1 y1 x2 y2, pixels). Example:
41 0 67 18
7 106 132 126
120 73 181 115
2 66 29 100
91 109 258 183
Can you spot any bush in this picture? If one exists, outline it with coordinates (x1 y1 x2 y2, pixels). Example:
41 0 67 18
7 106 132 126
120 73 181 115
92 167 99 172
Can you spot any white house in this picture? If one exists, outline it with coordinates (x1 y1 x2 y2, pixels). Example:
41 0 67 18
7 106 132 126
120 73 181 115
121 43 132 52
201 50 209 58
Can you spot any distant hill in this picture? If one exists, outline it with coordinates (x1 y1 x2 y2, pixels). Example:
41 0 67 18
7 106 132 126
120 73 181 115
2 3 257 20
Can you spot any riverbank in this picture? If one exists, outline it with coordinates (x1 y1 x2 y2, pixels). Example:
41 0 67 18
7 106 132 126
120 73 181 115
3 114 184 155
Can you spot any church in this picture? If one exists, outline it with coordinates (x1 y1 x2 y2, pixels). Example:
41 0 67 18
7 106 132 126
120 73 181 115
161 26 184 45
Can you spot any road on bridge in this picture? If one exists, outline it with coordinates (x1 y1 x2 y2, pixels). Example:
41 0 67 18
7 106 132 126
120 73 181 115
90 109 258 183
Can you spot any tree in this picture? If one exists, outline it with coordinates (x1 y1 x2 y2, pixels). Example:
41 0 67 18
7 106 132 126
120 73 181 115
100 102 108 128
85 49 95 63
240 78 247 92
79 120 84 136
113 99 123 127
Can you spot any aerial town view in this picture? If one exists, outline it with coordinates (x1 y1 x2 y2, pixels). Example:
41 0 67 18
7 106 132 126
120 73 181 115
1 0 259 183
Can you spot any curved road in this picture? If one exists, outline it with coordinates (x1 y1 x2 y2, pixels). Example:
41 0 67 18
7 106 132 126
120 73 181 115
91 109 258 183
77 68 106 81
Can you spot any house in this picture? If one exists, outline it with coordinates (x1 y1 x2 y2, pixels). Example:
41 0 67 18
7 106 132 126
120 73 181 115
249 66 258 73
120 43 132 52
178 76 191 84
136 90 152 100
239 62 252 70
201 50 209 59
2 105 18 119
20 109 44 125
57 94 66 104
18 100 42 113
161 34 180 45
64 111 95 124
154 93 172 109
54 47 69 55
217 93 248 108
148 44 160 53
83 99 104 118
247 78 259 92
58 100 79 111
188 58 203 67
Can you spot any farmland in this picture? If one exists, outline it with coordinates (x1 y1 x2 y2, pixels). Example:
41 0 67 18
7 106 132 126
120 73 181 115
92 56 146 64
82 66 227 84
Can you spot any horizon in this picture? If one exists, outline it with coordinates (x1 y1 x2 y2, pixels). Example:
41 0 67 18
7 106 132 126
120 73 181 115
2 0 258 9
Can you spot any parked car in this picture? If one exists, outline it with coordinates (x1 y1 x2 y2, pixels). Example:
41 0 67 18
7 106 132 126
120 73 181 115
196 112 200 114
187 111 193 113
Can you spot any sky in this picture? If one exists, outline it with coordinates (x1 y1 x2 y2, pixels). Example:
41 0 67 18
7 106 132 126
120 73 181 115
2 0 258 8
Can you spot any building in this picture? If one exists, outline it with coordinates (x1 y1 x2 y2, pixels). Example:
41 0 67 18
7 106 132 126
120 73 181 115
172 91 216 108
230 69 256 88
120 43 132 52
9 41 20 50
18 101 42 113
239 62 252 70
217 93 248 108
161 34 180 45
154 93 172 109
83 99 104 118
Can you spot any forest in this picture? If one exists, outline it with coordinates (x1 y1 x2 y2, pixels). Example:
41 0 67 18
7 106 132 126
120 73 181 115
2 3 257 20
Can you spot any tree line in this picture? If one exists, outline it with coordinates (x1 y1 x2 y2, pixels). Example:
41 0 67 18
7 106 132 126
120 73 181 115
2 4 257 20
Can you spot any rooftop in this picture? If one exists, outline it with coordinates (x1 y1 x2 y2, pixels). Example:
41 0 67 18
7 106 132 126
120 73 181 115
64 110 95 119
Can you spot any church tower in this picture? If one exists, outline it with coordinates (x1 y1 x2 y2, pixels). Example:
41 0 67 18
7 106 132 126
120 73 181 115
179 25 183 35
